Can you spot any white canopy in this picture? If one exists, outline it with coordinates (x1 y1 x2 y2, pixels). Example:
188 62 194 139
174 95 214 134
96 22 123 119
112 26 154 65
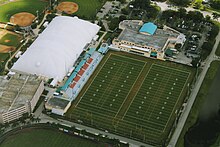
12 16 100 81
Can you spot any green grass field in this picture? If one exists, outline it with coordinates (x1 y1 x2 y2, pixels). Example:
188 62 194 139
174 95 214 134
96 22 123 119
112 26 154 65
0 33 21 47
0 0 48 22
67 51 194 146
63 0 106 19
0 128 104 147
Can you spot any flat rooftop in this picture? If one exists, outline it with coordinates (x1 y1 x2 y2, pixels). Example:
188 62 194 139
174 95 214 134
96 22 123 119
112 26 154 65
119 20 143 31
0 74 42 113
118 29 168 50
47 97 70 110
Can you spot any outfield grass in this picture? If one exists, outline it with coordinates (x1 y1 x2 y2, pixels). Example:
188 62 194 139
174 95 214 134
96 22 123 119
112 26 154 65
0 0 48 22
0 128 104 147
67 51 195 146
0 33 21 47
176 61 220 147
62 0 106 19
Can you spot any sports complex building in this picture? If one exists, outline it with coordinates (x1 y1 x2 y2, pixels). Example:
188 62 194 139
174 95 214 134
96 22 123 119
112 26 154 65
0 74 44 123
10 16 102 115
11 16 100 82
111 20 186 60
6 15 193 146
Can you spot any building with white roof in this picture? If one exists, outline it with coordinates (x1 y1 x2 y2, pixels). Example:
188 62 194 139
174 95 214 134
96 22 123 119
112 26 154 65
11 16 100 81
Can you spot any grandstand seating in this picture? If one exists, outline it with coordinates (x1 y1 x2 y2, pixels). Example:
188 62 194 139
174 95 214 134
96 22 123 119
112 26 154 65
78 69 85 76
87 48 96 55
74 76 81 82
87 58 93 64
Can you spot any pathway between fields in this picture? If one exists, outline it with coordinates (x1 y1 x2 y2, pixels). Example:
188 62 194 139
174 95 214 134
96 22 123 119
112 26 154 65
168 30 220 147
114 63 149 120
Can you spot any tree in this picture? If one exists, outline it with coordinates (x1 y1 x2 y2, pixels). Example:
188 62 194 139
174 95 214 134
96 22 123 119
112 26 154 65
119 15 127 22
205 15 211 22
121 7 129 15
169 0 191 6
118 0 126 3
191 57 200 67
187 11 204 22
210 0 220 9
161 9 176 22
177 8 187 19
108 17 120 31
212 12 220 20
131 0 151 9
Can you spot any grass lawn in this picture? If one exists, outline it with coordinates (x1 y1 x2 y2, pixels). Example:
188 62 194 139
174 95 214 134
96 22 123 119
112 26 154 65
62 0 106 19
0 0 48 22
215 41 220 56
0 128 104 147
0 33 22 47
176 61 220 147
67 51 195 146
0 53 9 62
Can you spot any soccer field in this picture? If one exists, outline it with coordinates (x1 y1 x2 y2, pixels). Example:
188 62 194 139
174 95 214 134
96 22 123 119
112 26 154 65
0 128 104 147
67 51 193 146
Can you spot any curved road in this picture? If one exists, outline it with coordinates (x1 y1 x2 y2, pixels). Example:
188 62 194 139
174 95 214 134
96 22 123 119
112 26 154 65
168 30 220 147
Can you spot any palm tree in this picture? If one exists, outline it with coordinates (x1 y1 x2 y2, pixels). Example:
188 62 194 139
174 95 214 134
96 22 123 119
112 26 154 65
212 12 220 20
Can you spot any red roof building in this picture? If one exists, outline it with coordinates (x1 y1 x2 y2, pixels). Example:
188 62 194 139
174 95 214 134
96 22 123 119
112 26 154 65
87 58 93 64
69 82 76 89
78 69 85 76
83 63 89 70
74 76 81 82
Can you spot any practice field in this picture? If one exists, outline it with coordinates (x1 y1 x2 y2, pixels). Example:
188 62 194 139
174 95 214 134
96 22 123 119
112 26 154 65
0 0 48 22
0 29 22 65
0 33 22 47
67 51 194 146
61 0 106 19
0 128 104 147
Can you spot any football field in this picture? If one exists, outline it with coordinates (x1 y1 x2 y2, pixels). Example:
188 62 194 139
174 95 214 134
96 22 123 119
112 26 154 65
67 52 193 146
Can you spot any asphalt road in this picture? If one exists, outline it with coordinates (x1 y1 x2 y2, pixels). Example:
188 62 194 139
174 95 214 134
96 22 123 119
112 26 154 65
168 30 220 147
39 114 154 147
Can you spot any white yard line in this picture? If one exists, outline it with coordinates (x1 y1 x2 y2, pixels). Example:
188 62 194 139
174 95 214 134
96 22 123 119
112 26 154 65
154 63 190 74
99 62 126 108
95 59 126 106
79 102 116 114
114 62 147 118
121 64 153 120
75 53 112 107
125 114 165 128
146 70 172 122
162 72 191 132
111 53 146 63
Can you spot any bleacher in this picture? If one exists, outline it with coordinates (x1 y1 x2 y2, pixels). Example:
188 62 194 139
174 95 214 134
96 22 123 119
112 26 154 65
59 47 109 101
61 72 77 91
65 52 103 100
87 48 96 55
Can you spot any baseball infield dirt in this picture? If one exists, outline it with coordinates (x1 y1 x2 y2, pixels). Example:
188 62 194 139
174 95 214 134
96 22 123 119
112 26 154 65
10 12 36 27
56 2 79 14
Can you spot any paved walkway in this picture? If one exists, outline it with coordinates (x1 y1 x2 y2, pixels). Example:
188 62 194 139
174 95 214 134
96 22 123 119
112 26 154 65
168 30 220 147
38 114 153 147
